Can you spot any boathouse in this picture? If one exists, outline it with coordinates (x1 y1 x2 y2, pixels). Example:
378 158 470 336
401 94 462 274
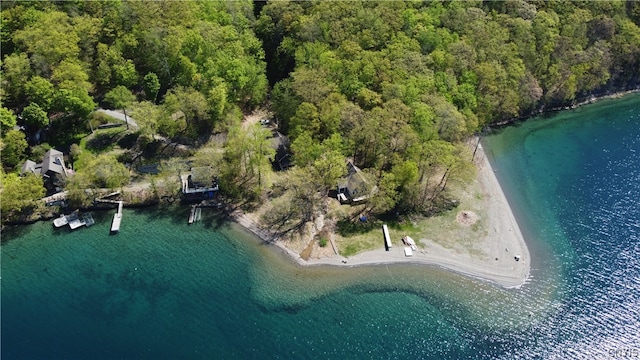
181 167 219 201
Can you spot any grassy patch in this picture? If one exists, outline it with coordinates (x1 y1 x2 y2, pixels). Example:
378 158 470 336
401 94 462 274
341 242 362 257
336 218 412 256
335 166 489 258
336 218 380 236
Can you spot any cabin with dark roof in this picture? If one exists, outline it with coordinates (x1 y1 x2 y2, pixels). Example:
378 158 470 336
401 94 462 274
21 149 72 193
337 161 375 204
270 130 293 171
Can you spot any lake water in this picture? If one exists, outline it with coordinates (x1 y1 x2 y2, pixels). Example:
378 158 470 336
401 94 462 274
2 93 639 359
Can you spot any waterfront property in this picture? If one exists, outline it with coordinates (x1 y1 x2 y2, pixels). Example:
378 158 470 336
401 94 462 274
270 130 293 171
337 161 375 204
21 148 73 194
181 167 219 201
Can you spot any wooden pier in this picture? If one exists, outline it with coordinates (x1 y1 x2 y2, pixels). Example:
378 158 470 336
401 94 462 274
110 201 123 233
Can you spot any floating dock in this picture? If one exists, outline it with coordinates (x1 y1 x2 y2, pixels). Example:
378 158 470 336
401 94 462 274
110 201 123 233
188 205 196 224
382 224 392 251
188 205 203 224
54 212 93 230
83 213 95 227
67 213 94 230
53 214 70 228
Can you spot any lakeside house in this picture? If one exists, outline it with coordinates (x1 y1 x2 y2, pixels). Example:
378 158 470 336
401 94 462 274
21 148 73 194
337 160 375 204
180 167 219 201
270 130 292 171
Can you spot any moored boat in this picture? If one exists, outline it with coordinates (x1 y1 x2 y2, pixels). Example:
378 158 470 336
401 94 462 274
53 214 69 227
402 236 418 251
53 212 78 228
53 212 94 230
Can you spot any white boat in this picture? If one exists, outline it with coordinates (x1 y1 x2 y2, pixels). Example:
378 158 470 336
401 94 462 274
402 236 418 251
54 212 78 228
53 214 69 227
54 212 94 230
404 246 413 257
68 217 85 230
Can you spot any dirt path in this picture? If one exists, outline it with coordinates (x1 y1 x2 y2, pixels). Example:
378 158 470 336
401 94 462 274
242 108 271 130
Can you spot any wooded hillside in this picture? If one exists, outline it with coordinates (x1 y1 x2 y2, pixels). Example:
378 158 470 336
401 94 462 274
2 0 639 220
1 0 267 142
257 0 640 215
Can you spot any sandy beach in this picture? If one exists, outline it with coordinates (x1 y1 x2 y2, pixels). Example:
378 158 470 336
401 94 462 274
233 142 531 289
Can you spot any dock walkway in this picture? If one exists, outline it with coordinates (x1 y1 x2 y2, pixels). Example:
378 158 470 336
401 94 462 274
188 205 196 224
111 201 123 233
188 205 204 224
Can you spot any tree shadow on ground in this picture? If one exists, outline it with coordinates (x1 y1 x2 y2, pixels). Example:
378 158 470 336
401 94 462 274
336 217 382 237
117 132 140 149
86 130 127 152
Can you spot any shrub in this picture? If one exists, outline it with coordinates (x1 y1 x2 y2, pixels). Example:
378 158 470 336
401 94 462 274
318 237 328 247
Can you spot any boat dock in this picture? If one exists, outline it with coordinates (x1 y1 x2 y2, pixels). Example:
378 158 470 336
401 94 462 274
382 224 392 251
95 199 121 204
54 212 94 230
188 205 203 224
110 201 123 233
189 206 196 224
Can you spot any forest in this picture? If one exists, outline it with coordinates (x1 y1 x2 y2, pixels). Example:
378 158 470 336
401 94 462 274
2 0 640 226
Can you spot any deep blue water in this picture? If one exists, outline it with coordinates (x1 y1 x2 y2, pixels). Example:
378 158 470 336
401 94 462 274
2 93 639 359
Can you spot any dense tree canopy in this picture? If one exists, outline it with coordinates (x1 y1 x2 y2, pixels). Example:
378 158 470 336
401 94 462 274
1 129 28 168
1 0 639 220
1 0 268 143
0 172 45 216
256 0 640 216
0 106 17 134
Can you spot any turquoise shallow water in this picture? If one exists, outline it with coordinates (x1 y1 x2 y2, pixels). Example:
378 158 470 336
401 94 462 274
2 93 639 359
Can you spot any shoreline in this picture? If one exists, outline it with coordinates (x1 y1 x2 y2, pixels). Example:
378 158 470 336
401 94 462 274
231 142 531 289
492 87 640 127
